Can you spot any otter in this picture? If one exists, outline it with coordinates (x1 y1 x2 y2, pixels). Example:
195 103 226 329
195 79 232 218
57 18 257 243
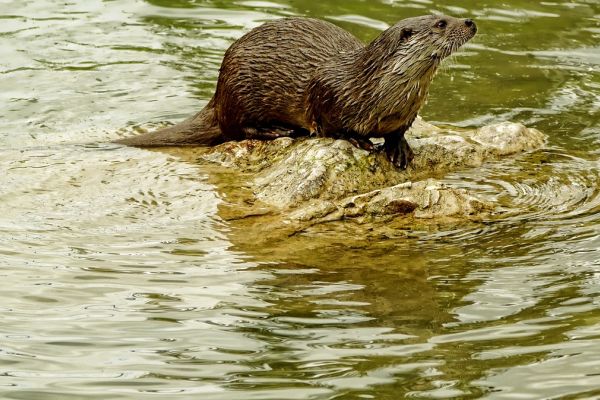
117 15 477 169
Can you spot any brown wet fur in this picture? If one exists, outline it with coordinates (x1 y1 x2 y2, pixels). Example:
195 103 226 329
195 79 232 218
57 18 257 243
116 15 477 168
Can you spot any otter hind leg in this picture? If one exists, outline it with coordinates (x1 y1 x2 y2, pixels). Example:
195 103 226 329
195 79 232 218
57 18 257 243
347 135 375 152
243 126 308 140
382 132 414 170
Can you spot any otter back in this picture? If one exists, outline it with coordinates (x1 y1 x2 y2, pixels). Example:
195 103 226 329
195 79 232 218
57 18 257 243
214 18 363 140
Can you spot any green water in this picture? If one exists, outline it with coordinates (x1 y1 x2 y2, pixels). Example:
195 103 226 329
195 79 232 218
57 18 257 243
1 0 600 398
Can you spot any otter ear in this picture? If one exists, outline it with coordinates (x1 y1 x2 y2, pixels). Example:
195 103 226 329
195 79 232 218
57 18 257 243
400 28 414 42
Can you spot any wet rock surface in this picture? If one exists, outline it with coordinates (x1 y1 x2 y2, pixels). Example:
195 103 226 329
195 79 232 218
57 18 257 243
199 118 545 226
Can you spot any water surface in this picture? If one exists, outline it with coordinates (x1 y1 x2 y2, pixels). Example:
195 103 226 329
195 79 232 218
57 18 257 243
1 0 600 398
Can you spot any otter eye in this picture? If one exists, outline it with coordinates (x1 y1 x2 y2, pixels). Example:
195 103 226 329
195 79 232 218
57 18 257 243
436 20 447 29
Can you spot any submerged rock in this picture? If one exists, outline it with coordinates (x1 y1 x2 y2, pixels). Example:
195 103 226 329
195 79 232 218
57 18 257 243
200 118 545 226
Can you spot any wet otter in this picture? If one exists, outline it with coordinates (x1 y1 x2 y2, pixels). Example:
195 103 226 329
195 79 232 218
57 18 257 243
117 15 477 168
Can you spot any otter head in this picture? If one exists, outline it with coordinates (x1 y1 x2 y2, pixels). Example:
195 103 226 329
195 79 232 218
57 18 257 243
423 15 477 61
366 15 477 77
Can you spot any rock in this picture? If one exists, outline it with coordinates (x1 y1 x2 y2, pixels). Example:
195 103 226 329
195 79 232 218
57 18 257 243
289 180 492 223
200 118 545 226
472 121 547 156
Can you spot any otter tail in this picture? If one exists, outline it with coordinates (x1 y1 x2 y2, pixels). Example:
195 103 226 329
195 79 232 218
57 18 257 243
115 103 224 147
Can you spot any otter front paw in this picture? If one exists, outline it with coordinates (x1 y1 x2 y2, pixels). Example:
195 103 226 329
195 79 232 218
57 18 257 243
383 134 414 170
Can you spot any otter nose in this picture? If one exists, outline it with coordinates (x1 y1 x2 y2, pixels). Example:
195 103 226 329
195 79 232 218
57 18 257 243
464 18 477 33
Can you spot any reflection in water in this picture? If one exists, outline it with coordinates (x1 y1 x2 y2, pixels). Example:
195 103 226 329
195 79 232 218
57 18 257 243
0 0 599 398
